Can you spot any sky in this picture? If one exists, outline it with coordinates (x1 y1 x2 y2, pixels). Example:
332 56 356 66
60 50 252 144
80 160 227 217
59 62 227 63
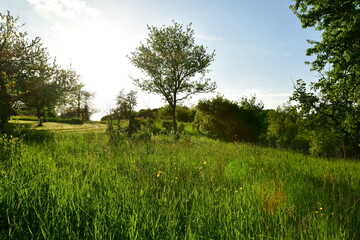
1 0 320 120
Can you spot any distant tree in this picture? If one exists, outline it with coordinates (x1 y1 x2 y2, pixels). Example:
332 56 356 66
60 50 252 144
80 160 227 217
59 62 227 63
195 95 267 143
60 82 95 122
114 89 137 137
137 108 159 119
114 89 137 119
291 0 360 157
129 22 216 135
0 11 46 130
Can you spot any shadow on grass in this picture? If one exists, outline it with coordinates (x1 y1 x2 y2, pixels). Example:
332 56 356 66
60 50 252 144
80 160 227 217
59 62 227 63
285 169 360 239
3 122 55 144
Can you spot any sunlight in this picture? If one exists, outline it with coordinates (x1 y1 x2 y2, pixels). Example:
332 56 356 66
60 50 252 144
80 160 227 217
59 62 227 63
44 18 142 118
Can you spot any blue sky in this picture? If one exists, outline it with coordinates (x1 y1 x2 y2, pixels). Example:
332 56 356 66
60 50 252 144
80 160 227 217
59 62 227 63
1 0 320 119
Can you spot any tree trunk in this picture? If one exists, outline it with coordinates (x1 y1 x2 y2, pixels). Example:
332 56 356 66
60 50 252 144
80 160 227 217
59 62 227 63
0 85 11 132
36 108 43 127
37 116 43 127
172 104 177 135
77 89 81 118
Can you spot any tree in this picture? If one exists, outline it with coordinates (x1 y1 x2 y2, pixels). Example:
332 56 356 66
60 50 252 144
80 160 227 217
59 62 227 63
114 89 137 137
0 11 46 130
60 82 95 122
194 95 267 143
114 89 137 119
20 63 81 126
129 22 216 135
291 1 360 157
267 104 310 153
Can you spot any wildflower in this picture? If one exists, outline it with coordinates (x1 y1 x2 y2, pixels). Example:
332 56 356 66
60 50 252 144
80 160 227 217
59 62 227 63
319 207 323 210
203 161 208 165
157 170 163 177
315 211 319 214
331 212 334 215
234 190 239 193
240 187 243 190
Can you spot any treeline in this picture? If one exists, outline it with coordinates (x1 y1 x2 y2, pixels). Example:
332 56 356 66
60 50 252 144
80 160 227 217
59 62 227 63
0 11 94 131
102 92 355 158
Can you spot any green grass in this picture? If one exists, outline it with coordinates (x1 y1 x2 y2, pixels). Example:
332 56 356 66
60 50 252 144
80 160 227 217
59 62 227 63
0 131 359 239
7 120 107 133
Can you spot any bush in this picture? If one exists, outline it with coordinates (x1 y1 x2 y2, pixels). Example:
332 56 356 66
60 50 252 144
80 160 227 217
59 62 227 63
158 105 195 122
309 129 342 158
161 120 173 134
194 95 267 143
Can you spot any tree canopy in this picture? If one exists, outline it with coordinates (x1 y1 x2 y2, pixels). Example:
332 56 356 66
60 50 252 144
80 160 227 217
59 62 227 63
291 0 360 157
0 11 87 129
0 11 46 129
129 21 216 135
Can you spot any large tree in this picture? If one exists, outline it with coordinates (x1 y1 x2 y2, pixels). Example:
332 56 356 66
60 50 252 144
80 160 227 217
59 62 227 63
291 1 360 156
21 63 81 126
129 22 216 135
0 11 46 130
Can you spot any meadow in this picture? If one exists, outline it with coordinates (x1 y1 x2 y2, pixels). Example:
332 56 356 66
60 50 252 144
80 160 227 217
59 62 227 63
0 123 359 239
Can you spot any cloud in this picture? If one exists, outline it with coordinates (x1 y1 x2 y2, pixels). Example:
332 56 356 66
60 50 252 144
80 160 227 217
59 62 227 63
26 0 102 20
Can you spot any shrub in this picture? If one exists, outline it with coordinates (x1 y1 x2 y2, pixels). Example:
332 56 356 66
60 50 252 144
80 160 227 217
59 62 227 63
194 95 267 143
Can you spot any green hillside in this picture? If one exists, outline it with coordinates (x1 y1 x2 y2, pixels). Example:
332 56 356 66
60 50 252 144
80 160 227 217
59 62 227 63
1 130 359 239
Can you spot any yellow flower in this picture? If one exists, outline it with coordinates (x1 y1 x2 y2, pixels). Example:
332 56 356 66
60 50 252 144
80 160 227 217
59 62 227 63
157 170 163 177
315 211 319 214
319 207 323 210
234 190 239 193
203 161 208 165
240 187 243 190
331 212 334 215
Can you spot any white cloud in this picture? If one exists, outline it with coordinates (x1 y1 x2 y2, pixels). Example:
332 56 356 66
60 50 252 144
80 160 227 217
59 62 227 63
26 0 101 20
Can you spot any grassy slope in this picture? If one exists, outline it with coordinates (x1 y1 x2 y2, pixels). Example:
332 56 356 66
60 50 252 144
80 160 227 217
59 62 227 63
0 128 359 239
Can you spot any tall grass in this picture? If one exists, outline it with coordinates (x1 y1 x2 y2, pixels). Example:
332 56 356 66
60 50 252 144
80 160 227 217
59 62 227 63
0 132 359 239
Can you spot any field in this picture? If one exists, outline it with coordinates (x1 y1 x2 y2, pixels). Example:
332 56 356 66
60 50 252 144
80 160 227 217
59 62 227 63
0 122 359 239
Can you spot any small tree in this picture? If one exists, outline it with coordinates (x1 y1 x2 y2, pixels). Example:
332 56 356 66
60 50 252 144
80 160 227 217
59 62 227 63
129 22 216 135
114 89 137 137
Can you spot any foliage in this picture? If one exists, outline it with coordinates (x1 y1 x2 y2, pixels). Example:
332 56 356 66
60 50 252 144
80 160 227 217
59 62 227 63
309 126 342 158
60 82 95 122
129 21 216 134
158 105 195 123
195 95 267 143
137 108 159 119
0 11 47 130
291 0 360 157
0 11 86 129
114 89 137 120
1 132 359 239
20 64 81 126
267 104 310 153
